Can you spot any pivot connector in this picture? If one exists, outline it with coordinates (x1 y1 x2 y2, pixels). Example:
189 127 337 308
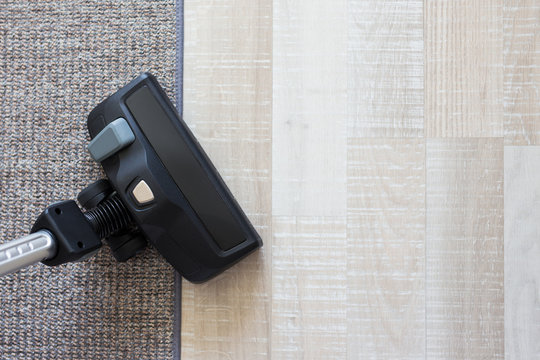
0 179 147 276
78 179 147 262
30 179 144 268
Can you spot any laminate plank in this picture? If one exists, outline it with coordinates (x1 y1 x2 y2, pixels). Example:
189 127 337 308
426 139 504 359
348 0 424 137
273 0 347 216
181 0 272 358
504 0 540 144
504 146 540 358
425 0 503 137
272 217 347 359
347 139 425 359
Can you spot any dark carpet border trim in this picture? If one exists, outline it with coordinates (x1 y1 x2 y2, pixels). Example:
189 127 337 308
173 0 184 358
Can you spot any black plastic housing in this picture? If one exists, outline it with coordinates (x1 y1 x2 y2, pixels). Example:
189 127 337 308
86 72 262 283
32 201 102 266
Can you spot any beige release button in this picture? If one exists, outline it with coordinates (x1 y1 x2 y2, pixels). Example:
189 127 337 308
132 180 154 205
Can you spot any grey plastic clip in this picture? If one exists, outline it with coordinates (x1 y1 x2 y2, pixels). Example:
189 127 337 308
87 118 135 162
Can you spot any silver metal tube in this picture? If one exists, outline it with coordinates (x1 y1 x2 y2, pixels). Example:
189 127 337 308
0 230 56 277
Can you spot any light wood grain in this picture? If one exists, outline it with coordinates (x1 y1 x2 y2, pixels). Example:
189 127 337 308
272 217 347 359
426 139 504 359
504 146 540 359
178 0 540 356
347 139 425 359
425 0 503 137
504 0 540 144
181 0 272 358
272 0 347 216
348 0 424 137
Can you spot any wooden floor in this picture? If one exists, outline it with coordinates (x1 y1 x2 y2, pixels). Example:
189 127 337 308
180 0 540 358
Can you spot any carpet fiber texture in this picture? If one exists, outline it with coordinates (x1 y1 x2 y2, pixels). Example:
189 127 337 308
0 1 177 358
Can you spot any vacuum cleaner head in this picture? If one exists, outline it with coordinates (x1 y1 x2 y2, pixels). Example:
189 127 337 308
86 73 262 282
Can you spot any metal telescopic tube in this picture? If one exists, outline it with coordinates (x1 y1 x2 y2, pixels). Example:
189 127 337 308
0 230 57 277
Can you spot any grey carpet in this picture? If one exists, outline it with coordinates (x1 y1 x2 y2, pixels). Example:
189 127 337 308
0 1 177 358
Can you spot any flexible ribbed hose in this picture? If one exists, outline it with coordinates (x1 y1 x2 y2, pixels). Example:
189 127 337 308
83 195 132 239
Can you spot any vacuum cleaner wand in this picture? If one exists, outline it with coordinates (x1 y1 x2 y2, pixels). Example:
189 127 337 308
0 231 56 277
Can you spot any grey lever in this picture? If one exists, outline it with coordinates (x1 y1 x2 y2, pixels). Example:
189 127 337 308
87 118 135 162
0 231 57 276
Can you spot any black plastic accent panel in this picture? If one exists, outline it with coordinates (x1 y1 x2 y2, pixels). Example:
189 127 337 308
125 86 245 251
77 179 113 210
